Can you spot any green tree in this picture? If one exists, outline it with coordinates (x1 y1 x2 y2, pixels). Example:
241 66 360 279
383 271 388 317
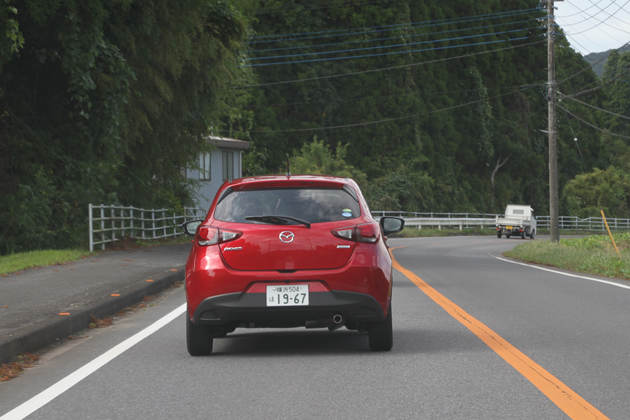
0 0 254 254
290 137 368 186
563 167 630 218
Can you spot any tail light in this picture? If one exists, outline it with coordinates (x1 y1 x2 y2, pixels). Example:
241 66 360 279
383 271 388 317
331 222 380 244
197 226 242 246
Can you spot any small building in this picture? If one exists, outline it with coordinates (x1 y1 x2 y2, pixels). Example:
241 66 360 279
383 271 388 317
184 136 250 212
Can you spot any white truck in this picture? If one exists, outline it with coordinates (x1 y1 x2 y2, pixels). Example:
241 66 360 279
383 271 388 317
496 204 536 239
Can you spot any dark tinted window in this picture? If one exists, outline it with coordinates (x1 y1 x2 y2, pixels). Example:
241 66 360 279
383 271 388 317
214 188 361 224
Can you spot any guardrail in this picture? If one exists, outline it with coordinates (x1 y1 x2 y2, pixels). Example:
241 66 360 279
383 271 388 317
536 216 630 231
372 212 630 232
372 211 500 219
373 216 496 230
89 204 205 251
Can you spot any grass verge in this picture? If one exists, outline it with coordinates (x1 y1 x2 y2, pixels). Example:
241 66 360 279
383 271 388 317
0 249 94 275
0 235 191 275
504 233 630 280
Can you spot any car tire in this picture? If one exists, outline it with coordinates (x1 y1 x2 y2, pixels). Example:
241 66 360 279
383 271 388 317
497 230 502 238
530 230 535 240
186 313 214 356
521 231 526 239
368 302 393 351
506 234 511 239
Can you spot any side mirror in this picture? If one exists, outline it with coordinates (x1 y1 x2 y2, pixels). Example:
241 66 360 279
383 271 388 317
183 220 203 236
380 217 405 236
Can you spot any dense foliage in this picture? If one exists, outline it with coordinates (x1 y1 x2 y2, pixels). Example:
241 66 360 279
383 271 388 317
0 0 254 254
563 167 630 219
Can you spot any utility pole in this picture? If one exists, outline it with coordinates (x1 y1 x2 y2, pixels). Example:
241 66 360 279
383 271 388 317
547 0 560 242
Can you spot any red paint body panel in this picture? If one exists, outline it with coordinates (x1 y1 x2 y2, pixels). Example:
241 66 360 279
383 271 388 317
185 175 392 322
215 220 356 271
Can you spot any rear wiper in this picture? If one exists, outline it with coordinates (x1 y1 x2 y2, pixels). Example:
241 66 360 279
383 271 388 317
245 215 311 228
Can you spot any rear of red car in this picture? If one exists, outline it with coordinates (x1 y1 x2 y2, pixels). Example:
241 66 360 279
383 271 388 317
183 175 404 355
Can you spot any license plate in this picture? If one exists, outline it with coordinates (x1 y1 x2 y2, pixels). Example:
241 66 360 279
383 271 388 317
506 226 513 230
266 285 309 306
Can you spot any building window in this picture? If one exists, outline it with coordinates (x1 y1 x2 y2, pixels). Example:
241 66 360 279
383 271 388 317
199 152 211 181
222 151 234 181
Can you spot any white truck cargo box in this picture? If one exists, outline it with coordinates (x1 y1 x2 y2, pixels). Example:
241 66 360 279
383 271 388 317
496 205 536 239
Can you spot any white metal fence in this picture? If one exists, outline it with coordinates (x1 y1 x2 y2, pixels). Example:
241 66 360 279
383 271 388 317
371 211 500 219
535 216 630 231
371 211 630 232
89 204 205 251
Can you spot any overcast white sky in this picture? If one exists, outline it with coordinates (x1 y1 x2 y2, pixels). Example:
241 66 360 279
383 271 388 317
555 0 630 56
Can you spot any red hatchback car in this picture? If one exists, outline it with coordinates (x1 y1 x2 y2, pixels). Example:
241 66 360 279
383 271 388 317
183 175 404 355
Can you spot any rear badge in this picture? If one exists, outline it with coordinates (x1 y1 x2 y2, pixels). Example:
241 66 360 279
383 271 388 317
224 247 242 251
279 231 295 243
337 245 351 249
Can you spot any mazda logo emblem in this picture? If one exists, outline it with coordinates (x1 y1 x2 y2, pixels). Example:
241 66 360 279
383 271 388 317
279 231 295 243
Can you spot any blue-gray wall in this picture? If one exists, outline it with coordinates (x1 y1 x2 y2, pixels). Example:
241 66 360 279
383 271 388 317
186 148 243 212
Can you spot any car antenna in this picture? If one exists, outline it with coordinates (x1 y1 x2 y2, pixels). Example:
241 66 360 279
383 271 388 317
286 154 291 177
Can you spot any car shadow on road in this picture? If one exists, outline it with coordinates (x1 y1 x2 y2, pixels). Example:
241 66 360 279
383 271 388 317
203 325 487 357
211 329 369 357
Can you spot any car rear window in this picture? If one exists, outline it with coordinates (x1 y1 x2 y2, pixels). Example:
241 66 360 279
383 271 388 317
214 188 361 224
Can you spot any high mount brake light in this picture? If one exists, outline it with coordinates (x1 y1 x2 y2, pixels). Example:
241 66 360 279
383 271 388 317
197 226 242 246
331 222 379 244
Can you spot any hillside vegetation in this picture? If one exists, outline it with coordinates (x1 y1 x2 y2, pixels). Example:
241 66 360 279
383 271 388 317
1 0 628 254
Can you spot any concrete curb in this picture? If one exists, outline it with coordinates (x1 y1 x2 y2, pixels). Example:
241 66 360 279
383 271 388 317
0 267 185 364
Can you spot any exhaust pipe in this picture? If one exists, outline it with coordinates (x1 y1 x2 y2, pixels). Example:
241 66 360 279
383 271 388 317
332 314 343 324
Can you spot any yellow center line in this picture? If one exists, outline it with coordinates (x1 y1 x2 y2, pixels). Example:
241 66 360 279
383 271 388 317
390 248 609 420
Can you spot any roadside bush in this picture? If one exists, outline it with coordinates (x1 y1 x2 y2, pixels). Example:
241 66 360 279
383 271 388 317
0 170 84 255
563 166 630 218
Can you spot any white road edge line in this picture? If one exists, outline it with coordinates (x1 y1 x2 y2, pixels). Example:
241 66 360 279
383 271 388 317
492 255 630 291
0 303 187 420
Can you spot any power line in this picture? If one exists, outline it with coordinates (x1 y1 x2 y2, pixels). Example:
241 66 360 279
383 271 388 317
238 87 532 133
563 33 593 55
558 0 630 35
583 0 630 35
569 64 630 97
242 28 532 62
247 84 539 108
249 7 539 39
240 35 535 67
556 0 602 18
559 104 630 139
233 39 546 88
555 0 622 27
566 118 588 172
246 9 541 44
557 40 630 86
241 18 537 54
559 92 630 121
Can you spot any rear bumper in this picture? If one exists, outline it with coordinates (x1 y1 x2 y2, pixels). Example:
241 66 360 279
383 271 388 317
185 241 393 318
192 290 385 328
498 226 524 233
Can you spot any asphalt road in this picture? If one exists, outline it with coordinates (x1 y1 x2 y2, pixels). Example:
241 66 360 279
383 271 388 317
1 236 629 419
